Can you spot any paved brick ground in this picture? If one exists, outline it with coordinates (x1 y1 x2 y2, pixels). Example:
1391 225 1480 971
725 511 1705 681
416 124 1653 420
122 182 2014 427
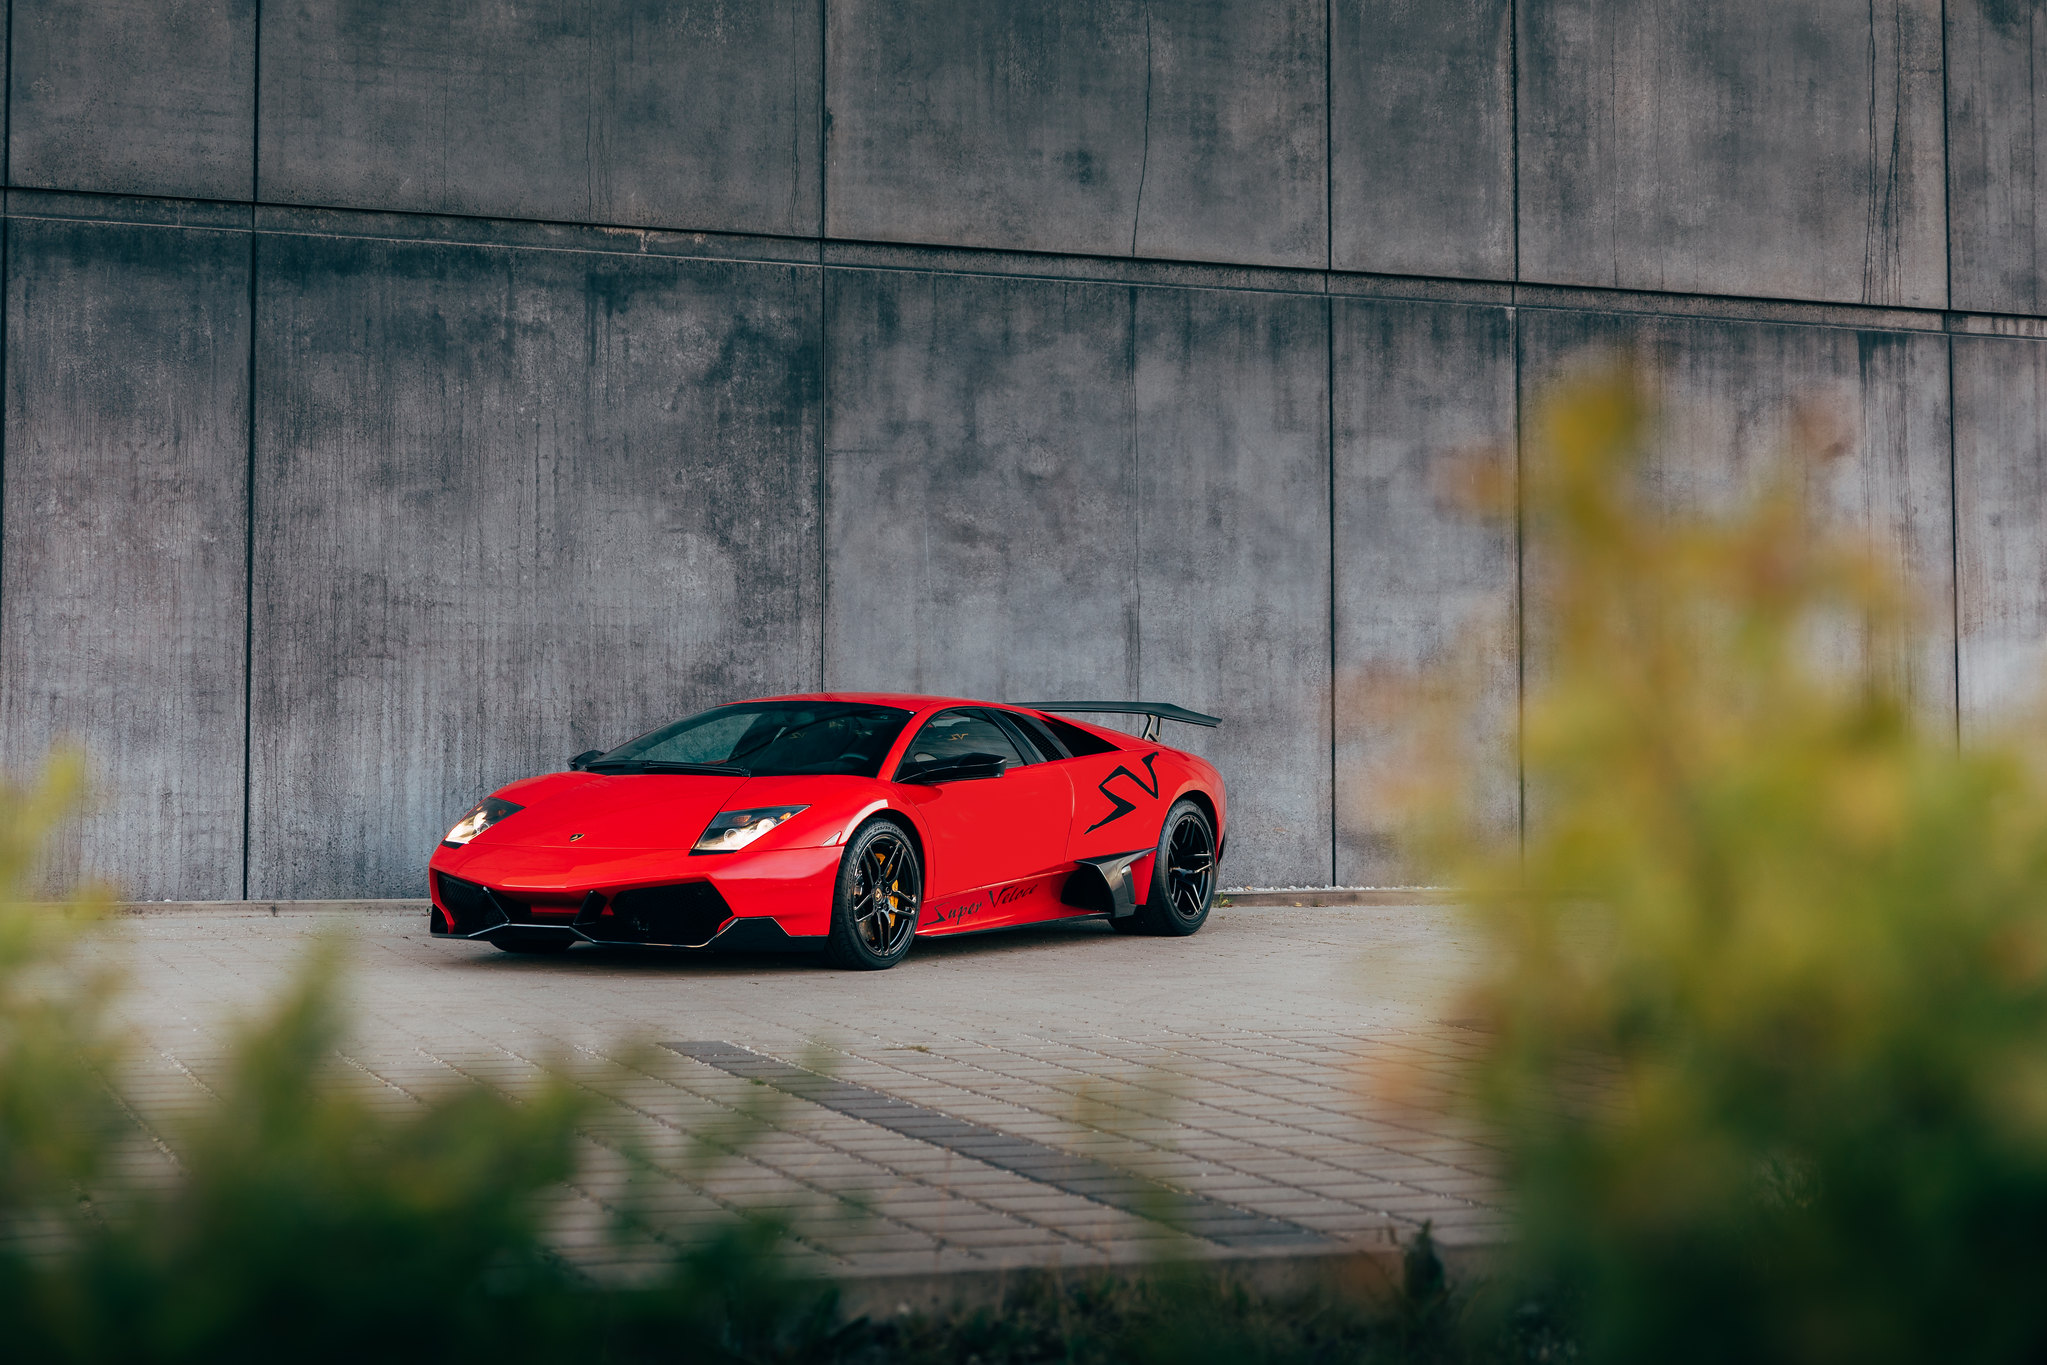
93 903 1510 1280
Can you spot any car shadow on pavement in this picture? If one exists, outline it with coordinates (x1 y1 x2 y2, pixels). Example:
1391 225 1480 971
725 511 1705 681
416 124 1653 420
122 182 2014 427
451 914 1121 975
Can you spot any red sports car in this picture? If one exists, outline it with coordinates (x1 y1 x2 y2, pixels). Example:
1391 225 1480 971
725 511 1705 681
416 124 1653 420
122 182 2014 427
427 694 1225 969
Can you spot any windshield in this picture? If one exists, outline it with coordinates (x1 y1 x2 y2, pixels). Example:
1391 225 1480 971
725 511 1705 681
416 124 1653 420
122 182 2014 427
593 702 913 778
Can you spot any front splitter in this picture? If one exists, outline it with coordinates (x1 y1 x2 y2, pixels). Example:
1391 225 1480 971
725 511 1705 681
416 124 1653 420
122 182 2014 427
431 913 823 954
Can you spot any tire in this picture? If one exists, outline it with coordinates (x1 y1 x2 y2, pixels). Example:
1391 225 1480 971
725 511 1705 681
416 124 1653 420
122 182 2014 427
1126 798 1217 937
491 933 575 955
825 818 923 970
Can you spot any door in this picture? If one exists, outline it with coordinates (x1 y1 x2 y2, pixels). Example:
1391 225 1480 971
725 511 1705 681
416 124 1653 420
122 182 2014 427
894 707 1073 930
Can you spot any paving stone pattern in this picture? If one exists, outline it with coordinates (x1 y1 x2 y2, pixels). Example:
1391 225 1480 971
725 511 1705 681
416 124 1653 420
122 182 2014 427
94 903 1509 1280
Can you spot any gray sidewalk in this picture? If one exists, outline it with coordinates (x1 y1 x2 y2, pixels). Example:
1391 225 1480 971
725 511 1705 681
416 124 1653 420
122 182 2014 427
97 901 1508 1290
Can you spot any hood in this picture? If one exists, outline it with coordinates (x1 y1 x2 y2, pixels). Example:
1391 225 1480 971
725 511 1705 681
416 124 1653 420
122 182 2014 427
488 771 752 850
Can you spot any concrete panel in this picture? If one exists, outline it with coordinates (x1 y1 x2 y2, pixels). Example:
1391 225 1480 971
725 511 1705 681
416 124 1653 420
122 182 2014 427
1330 0 1513 280
249 234 820 899
1 217 250 899
827 0 1326 268
259 0 820 237
1947 1 2047 314
1333 299 1518 887
823 269 1135 703
825 269 1331 886
1955 336 2047 730
1518 0 1946 308
1134 288 1329 888
1519 309 1956 719
10 0 255 199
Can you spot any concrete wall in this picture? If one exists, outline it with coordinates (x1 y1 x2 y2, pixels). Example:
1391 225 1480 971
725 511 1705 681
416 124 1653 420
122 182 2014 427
2 208 251 899
5 1 2047 897
247 224 822 898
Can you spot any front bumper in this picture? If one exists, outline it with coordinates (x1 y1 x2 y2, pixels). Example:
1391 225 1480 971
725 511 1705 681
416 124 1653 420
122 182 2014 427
427 842 841 950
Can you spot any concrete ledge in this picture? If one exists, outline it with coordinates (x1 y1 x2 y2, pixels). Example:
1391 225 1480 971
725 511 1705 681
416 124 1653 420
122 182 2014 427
1217 887 1456 907
123 899 429 915
831 1241 1500 1320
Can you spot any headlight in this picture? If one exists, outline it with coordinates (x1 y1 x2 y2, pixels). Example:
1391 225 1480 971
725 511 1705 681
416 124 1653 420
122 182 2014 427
693 806 809 854
442 796 523 847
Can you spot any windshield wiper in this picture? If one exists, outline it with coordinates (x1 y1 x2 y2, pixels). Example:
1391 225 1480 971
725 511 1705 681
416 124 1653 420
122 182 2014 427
585 760 748 776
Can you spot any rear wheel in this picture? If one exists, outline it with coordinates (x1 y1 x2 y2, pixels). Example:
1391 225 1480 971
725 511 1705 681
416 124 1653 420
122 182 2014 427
1126 798 1217 937
825 818 922 970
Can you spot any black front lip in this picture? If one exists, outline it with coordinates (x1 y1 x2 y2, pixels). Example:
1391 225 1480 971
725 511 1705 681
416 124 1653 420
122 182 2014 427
441 915 820 954
430 881 819 954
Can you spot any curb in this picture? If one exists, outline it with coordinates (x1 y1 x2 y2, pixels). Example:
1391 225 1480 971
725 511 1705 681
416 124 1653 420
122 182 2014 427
1217 888 1456 907
123 899 430 915
829 1240 1501 1320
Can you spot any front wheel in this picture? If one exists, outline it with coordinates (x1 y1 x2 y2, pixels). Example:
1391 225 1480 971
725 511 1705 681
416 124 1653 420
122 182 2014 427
1125 798 1217 937
825 818 923 970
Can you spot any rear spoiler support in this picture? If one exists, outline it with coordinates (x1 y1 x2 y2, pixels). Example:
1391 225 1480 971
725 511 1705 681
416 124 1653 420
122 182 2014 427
1025 701 1222 743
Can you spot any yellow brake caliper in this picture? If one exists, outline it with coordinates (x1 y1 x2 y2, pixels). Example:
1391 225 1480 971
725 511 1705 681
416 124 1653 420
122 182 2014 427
872 849 896 930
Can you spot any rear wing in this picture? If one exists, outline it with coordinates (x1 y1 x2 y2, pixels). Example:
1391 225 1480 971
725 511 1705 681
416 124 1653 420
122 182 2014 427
1025 701 1222 743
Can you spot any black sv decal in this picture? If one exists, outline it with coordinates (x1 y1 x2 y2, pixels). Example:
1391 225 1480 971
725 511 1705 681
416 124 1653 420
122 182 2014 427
1084 753 1161 833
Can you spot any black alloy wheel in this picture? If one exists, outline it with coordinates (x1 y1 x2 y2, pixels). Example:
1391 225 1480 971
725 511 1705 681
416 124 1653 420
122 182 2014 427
1124 798 1217 937
826 818 923 969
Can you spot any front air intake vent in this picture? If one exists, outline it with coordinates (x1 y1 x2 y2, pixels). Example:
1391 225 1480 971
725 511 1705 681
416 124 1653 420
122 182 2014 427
435 872 508 935
604 882 733 947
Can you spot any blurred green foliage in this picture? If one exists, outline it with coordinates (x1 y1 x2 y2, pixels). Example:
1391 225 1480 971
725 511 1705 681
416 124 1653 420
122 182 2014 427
1428 362 2047 1364
0 757 843 1363
869 1260 1438 1365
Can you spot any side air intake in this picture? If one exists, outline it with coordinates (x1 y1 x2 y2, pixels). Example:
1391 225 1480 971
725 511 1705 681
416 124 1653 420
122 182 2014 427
434 872 509 935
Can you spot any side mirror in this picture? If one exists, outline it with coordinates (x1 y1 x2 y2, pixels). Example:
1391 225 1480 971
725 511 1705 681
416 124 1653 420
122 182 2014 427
899 752 1007 785
568 749 605 771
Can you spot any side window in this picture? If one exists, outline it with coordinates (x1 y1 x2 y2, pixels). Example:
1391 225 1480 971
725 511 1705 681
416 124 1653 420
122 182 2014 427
896 709 1026 778
1002 712 1068 762
1038 715 1120 757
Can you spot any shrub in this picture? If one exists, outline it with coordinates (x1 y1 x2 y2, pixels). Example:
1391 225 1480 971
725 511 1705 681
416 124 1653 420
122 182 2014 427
1431 362 2047 1364
0 758 837 1364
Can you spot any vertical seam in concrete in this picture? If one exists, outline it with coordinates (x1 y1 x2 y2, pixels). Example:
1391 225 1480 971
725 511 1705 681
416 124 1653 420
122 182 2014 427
1324 0 1333 273
1865 0 1880 302
1940 0 1953 308
1324 0 1337 883
241 233 258 898
1512 305 1527 852
1325 293 1337 886
816 0 828 690
0 219 8 705
1940 0 1960 742
810 0 818 237
1 0 11 701
1128 286 1141 703
241 0 263 898
4 0 12 189
1131 3 1152 258
816 263 828 691
1947 329 1961 744
250 0 262 203
1508 0 1520 283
